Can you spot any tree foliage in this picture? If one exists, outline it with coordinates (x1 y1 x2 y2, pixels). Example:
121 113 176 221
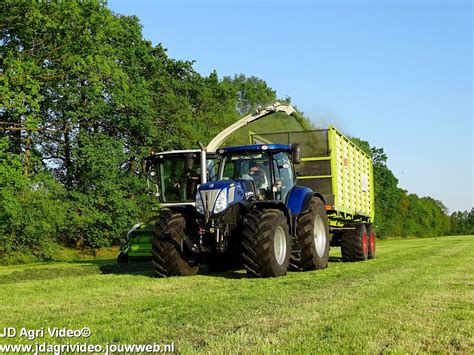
0 138 67 261
450 209 474 235
0 0 298 260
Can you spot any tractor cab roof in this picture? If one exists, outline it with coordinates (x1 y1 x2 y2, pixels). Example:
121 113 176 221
144 149 216 162
219 144 292 155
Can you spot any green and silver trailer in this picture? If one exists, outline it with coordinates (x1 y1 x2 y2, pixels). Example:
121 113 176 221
251 126 376 261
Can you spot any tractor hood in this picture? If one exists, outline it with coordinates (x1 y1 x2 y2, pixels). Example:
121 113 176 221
196 180 254 216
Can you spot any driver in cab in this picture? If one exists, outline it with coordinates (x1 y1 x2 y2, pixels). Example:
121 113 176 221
249 162 270 200
249 162 266 186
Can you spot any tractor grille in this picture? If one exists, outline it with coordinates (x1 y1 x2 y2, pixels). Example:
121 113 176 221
200 189 221 212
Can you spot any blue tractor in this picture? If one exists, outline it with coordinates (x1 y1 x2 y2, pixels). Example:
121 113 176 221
151 143 330 278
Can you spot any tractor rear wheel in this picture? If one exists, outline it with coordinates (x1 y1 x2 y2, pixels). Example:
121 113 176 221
366 224 376 259
341 224 368 262
241 209 291 278
294 197 330 270
151 210 199 277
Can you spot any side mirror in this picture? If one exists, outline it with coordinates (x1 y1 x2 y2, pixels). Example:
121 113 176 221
291 143 302 164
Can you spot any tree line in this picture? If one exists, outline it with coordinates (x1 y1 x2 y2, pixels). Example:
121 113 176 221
0 1 470 263
348 139 470 238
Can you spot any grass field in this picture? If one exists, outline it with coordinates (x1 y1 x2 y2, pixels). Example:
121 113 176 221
0 236 472 353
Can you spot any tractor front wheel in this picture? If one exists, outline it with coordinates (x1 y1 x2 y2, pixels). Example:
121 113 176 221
241 209 291 278
151 210 199 277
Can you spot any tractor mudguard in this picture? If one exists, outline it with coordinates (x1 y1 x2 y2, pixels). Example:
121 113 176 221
287 186 317 215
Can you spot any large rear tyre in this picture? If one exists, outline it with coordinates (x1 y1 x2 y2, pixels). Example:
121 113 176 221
294 197 330 270
366 224 376 259
151 210 199 277
341 224 368 262
241 209 291 278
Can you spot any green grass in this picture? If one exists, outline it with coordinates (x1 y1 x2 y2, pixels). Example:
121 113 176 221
0 236 472 353
0 246 120 267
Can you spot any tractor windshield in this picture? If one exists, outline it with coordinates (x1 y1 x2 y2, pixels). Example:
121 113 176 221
147 154 203 203
219 151 295 201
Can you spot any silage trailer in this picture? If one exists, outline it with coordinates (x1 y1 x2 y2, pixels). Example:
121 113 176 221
250 126 375 261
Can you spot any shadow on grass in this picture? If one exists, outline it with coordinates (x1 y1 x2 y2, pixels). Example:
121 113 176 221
98 261 249 279
0 260 154 284
72 259 116 265
1 255 344 284
99 261 154 277
199 267 248 279
0 259 251 284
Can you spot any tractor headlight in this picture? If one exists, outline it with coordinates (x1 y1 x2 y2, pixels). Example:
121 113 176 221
213 189 228 214
195 191 204 215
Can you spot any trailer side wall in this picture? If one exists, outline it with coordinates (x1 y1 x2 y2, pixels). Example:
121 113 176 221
329 127 374 219
251 127 374 224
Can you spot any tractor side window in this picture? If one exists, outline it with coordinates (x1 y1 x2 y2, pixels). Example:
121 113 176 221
158 155 200 203
272 152 294 202
221 159 235 180
182 155 201 200
160 158 182 202
207 159 219 181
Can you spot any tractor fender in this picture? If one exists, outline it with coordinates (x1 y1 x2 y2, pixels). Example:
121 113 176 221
287 186 325 215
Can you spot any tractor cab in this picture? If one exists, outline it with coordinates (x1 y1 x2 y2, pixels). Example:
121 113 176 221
195 143 302 218
143 150 217 206
217 144 297 202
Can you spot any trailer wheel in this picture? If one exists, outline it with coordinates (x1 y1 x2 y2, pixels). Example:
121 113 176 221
241 209 291 278
341 224 368 262
366 224 376 259
294 197 330 270
151 210 199 277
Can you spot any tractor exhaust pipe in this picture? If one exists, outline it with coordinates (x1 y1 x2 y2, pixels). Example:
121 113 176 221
198 141 207 184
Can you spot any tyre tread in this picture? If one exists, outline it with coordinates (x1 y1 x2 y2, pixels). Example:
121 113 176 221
294 197 330 270
241 209 290 278
151 210 198 277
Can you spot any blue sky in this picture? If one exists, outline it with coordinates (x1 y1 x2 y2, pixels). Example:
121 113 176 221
109 0 472 213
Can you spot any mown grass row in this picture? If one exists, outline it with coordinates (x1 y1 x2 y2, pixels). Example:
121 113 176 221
0 236 472 353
